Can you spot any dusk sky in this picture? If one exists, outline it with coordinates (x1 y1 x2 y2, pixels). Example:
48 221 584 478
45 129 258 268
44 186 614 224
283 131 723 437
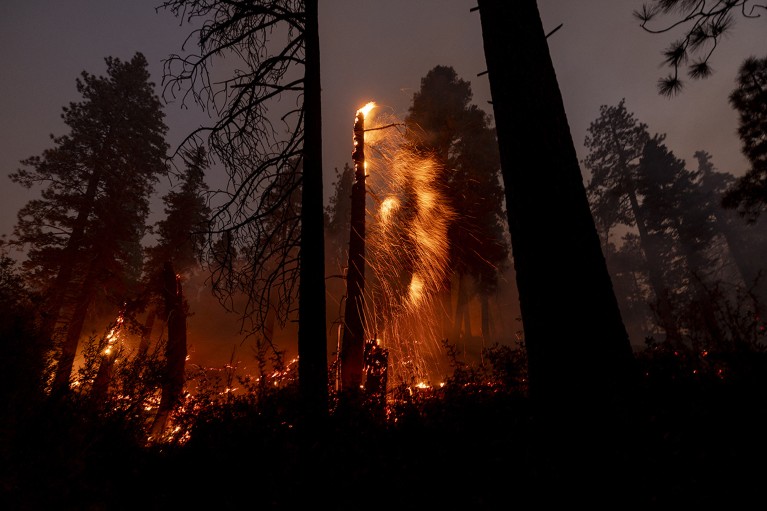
1 1 764 247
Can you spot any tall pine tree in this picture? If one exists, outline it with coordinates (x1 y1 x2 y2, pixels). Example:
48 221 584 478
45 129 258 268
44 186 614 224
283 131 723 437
723 55 767 221
10 53 169 393
583 100 681 345
404 65 509 343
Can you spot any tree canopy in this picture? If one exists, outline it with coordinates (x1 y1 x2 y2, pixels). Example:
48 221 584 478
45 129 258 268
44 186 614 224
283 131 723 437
636 0 767 95
722 55 767 221
9 52 169 391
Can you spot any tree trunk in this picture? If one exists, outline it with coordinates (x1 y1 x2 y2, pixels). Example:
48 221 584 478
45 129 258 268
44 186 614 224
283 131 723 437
340 109 367 396
150 262 187 439
52 260 98 394
298 0 329 425
626 189 682 345
41 169 101 343
477 0 638 411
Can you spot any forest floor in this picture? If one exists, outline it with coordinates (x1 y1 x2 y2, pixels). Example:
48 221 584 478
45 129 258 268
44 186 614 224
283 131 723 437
3 346 767 510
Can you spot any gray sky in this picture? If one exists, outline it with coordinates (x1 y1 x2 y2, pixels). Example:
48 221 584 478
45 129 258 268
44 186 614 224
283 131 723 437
1 0 765 243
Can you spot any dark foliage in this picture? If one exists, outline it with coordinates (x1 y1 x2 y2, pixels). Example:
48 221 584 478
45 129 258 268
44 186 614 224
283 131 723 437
4 325 767 509
404 65 510 340
722 55 767 221
636 0 766 96
9 52 170 394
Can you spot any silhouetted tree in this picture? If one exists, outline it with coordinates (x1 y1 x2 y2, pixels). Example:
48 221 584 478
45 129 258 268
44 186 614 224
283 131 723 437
140 146 210 354
602 234 659 343
324 163 354 270
697 150 767 320
636 0 767 95
161 0 328 422
583 100 681 345
84 146 209 427
147 146 210 277
722 55 767 221
149 262 189 438
0 251 49 431
637 136 724 347
476 0 638 412
9 53 169 393
323 163 354 385
404 65 509 343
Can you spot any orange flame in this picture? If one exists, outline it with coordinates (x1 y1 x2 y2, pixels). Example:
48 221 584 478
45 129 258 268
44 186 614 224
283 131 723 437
356 101 376 118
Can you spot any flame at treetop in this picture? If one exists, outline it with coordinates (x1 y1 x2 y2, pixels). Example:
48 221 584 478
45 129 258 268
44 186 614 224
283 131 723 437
356 101 376 118
347 106 455 387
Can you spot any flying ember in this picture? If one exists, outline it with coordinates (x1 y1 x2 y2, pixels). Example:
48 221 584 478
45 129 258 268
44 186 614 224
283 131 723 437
338 102 455 390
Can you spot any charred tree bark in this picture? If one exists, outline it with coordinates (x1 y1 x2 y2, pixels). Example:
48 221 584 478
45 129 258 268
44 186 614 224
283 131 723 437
150 262 187 439
477 0 638 410
340 109 367 396
298 0 329 424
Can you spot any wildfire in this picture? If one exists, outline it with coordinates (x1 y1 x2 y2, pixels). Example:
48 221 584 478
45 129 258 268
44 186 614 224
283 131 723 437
408 274 425 308
356 101 376 118
379 197 399 224
347 107 455 387
103 311 126 356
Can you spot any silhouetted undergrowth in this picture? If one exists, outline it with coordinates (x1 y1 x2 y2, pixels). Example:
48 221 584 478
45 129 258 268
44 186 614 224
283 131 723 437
3 323 767 509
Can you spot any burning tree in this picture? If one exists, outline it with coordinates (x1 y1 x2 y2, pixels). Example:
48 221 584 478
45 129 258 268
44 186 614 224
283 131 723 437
339 102 374 397
583 99 681 345
149 262 189 439
359 112 456 388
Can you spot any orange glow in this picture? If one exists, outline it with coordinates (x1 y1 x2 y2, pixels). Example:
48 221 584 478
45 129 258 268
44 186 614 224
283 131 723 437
102 311 125 356
357 114 455 386
380 196 399 223
408 273 425 308
357 101 376 118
